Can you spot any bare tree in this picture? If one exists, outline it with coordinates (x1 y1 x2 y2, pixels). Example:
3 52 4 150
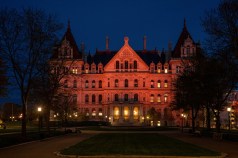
0 57 8 97
0 8 61 137
202 0 238 58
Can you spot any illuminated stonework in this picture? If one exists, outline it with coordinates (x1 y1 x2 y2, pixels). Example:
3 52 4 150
50 21 200 126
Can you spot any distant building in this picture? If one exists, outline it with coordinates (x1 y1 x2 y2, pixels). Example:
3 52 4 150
50 20 200 126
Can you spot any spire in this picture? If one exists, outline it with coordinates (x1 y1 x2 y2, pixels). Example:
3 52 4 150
184 18 186 29
67 19 71 31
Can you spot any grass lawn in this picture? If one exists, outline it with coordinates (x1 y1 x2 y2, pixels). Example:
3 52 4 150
61 133 220 156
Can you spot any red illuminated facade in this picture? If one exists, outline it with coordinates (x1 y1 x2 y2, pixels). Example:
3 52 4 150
50 21 200 126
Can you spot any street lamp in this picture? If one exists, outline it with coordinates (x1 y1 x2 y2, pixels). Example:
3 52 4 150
37 107 42 132
227 107 231 131
181 113 186 133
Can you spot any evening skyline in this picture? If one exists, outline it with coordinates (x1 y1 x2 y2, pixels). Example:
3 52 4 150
0 0 220 104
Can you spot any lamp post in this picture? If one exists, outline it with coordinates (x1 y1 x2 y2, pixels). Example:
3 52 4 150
37 107 42 133
227 107 231 131
181 113 186 133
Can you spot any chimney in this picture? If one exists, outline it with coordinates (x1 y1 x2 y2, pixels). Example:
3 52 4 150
106 36 109 50
143 36 146 50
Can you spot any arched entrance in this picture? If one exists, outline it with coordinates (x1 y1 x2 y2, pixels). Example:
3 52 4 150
113 106 120 121
124 106 130 121
133 107 139 120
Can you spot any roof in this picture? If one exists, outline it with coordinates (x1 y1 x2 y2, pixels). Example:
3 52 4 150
172 19 194 58
86 49 165 66
51 22 82 59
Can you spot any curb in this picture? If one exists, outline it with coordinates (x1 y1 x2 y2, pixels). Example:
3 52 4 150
54 152 228 158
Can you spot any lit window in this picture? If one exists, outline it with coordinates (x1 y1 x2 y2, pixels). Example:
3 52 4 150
150 94 154 103
85 68 89 73
151 80 154 88
164 94 168 103
72 68 78 74
157 94 161 103
157 80 161 88
164 68 168 73
92 109 96 116
98 108 103 116
157 68 161 73
164 80 168 88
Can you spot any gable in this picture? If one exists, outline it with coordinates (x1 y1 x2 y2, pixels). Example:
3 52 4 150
104 37 149 72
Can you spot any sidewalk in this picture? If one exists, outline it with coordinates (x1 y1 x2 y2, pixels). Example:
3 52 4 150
163 132 238 158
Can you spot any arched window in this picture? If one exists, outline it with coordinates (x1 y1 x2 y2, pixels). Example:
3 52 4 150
99 94 102 103
157 94 161 103
85 80 89 88
115 79 119 87
85 94 89 103
73 80 77 88
125 61 128 70
150 80 154 88
157 80 161 88
64 80 68 88
115 94 119 101
134 79 138 87
164 80 168 88
134 94 138 101
92 94 95 103
150 94 154 103
116 61 119 70
124 94 128 101
164 94 168 103
134 60 137 69
125 79 128 87
99 80 102 88
92 80 95 88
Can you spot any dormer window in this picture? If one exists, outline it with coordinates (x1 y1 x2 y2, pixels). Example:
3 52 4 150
164 63 168 73
91 63 96 73
150 63 155 73
72 67 77 74
157 63 162 73
98 63 103 73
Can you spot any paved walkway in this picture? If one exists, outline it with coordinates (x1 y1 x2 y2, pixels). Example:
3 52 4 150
163 132 238 158
0 130 237 158
0 133 95 158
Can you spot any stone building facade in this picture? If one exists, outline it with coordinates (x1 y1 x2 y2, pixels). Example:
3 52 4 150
50 21 200 126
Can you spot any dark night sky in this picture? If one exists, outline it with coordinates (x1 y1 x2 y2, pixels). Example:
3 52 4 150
0 0 220 104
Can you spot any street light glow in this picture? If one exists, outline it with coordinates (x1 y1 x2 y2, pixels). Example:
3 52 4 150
37 107 42 112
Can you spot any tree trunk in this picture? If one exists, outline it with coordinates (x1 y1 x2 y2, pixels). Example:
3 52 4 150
215 111 221 133
191 107 195 132
206 106 211 131
21 103 27 138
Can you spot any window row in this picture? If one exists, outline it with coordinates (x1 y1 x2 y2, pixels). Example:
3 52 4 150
115 60 137 70
64 79 169 89
150 94 168 103
84 93 168 103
